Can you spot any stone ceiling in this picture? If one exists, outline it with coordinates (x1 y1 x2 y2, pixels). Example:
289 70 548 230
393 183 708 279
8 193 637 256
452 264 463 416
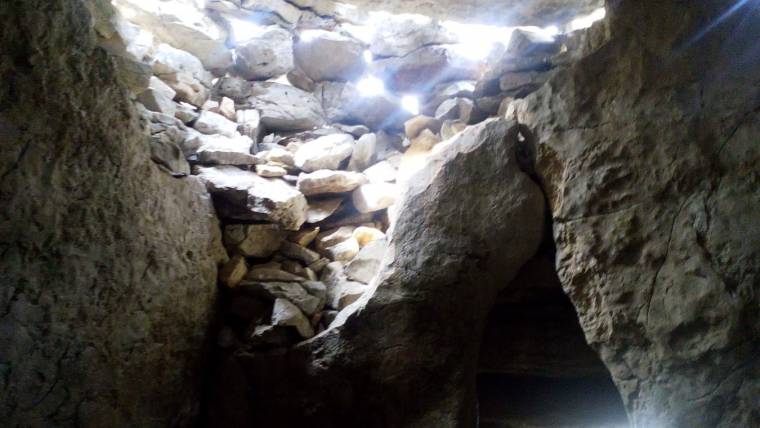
334 0 604 26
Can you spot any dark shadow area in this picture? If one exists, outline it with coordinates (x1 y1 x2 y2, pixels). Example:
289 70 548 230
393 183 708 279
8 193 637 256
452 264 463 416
477 243 629 427
478 373 629 428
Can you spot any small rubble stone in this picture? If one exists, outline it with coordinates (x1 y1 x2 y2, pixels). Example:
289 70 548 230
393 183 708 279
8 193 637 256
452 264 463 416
235 26 294 80
219 255 248 288
363 161 397 183
352 226 386 247
279 241 321 264
288 227 320 247
194 110 239 137
345 239 386 284
294 134 355 173
352 183 398 213
404 115 442 139
306 197 344 223
246 268 306 282
297 170 368 196
271 298 315 338
241 282 322 317
347 133 377 172
223 224 287 258
256 164 288 177
325 237 360 262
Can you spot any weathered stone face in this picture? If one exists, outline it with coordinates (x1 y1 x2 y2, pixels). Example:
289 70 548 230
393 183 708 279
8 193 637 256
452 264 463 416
515 1 760 426
0 0 226 426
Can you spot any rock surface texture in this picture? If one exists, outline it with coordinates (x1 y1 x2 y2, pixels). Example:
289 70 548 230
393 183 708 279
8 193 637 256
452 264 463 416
207 118 546 427
515 1 760 426
0 0 226 426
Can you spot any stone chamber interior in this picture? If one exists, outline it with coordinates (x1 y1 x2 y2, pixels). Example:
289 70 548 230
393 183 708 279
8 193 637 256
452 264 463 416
1 0 758 427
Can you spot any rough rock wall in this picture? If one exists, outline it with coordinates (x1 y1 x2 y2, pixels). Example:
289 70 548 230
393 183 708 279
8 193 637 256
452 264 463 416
516 1 760 426
0 1 226 426
208 118 545 427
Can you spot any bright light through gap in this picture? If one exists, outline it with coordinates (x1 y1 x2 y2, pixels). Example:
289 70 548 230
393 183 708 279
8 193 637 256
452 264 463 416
570 7 607 31
363 49 373 64
357 76 385 96
401 95 420 115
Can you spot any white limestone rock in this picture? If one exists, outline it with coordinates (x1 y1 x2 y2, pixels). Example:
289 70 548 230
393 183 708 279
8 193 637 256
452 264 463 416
294 134 355 173
196 166 307 229
189 134 257 165
194 110 240 138
363 161 397 183
297 170 368 196
352 183 398 213
352 226 386 248
271 298 315 338
294 30 366 82
256 164 288 177
368 14 457 57
235 26 294 80
345 239 386 284
307 197 344 223
236 109 262 142
325 237 360 262
347 133 377 172
218 79 326 131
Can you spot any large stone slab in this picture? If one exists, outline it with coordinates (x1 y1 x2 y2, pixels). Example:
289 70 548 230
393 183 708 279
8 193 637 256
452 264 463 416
196 166 307 229
294 30 366 82
235 26 294 80
297 170 368 196
294 134 355 172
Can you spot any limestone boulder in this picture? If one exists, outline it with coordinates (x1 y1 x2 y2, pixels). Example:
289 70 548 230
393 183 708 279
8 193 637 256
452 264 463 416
297 170 368 196
196 166 307 229
188 133 257 165
235 26 294 80
367 13 457 57
371 45 479 93
306 197 344 223
219 79 326 131
316 82 411 130
137 76 177 115
114 0 232 70
194 110 240 138
270 298 314 338
345 239 386 284
279 241 322 265
352 183 398 213
294 30 366 82
347 133 376 172
294 134 355 172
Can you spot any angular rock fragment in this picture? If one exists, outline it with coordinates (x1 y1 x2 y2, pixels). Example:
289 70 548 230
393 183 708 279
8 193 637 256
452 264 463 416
236 109 262 142
316 226 355 253
325 237 360 262
196 166 307 229
294 134 354 172
288 227 320 247
246 268 306 283
306 197 344 223
279 241 321 264
235 26 294 80
297 170 368 196
352 226 386 247
271 298 314 338
195 110 240 137
219 79 325 131
347 133 376 172
189 133 257 165
410 129 441 150
352 183 398 213
345 239 386 284
294 30 366 82
363 161 397 183
404 115 442 139
224 223 286 258
219 254 248 288
256 164 288 177
138 76 177 115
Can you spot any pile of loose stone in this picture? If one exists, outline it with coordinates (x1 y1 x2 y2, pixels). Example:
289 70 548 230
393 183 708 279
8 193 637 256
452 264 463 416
98 0 571 349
